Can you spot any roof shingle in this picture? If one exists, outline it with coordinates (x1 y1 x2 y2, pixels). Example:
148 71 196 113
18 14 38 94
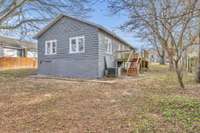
34 14 135 50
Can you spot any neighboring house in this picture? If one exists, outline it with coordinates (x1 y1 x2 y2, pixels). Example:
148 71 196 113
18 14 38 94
186 44 199 72
187 45 199 58
34 14 134 78
0 36 37 58
148 49 161 63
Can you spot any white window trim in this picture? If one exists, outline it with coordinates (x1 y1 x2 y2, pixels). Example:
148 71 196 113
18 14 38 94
69 36 85 54
105 37 112 54
45 40 57 55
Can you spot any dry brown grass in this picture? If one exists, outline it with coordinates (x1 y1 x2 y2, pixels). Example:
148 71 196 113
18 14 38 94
0 66 199 133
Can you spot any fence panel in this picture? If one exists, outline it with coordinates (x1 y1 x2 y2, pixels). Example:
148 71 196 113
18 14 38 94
0 57 37 70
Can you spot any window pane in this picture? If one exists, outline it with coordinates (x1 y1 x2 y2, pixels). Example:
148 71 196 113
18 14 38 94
47 42 51 54
106 43 109 52
71 39 77 52
52 42 56 54
105 39 108 52
118 44 121 50
109 43 112 53
108 40 112 53
105 38 112 53
72 39 76 45
78 38 84 52
72 43 76 52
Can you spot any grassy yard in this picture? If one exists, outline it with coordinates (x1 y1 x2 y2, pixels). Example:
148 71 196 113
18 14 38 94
0 65 199 133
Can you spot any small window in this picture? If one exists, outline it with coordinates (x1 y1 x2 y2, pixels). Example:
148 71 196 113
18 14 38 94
122 45 125 50
118 44 122 51
69 36 85 54
105 37 112 54
45 40 57 55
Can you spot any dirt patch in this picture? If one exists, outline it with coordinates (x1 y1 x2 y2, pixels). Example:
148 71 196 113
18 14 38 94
0 65 199 133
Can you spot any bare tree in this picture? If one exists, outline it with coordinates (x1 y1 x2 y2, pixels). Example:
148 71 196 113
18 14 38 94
0 0 91 39
139 31 166 64
197 25 200 82
108 0 200 88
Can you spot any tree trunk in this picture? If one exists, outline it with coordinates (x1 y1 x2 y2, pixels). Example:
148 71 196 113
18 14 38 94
169 59 174 71
196 32 200 83
160 50 165 65
197 65 200 83
176 69 185 88
160 56 165 65
175 61 185 89
167 51 174 71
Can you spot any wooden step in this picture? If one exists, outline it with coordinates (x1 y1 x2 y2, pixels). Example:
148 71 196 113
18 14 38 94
127 71 138 76
127 53 141 76
127 68 139 76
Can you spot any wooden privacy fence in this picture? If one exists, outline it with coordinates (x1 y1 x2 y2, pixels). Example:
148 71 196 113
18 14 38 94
0 57 37 70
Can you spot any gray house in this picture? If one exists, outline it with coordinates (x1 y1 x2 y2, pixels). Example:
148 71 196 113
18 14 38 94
35 14 134 78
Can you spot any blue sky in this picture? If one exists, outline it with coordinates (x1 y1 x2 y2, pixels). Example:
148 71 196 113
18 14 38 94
88 1 144 49
2 1 144 49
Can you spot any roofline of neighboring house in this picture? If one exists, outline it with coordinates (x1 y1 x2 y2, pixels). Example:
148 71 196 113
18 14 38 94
34 14 135 50
0 36 37 50
0 45 24 50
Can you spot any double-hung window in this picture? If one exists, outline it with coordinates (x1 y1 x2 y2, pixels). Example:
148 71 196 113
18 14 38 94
45 40 57 55
69 36 85 54
118 43 122 51
105 37 112 54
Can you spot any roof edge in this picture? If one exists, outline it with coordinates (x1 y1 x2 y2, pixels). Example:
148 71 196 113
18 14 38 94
34 14 135 50
0 35 36 49
33 14 64 39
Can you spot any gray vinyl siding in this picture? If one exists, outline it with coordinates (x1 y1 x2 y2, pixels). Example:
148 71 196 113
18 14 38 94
97 30 131 77
38 17 99 78
0 47 3 57
37 16 132 78
98 31 115 77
